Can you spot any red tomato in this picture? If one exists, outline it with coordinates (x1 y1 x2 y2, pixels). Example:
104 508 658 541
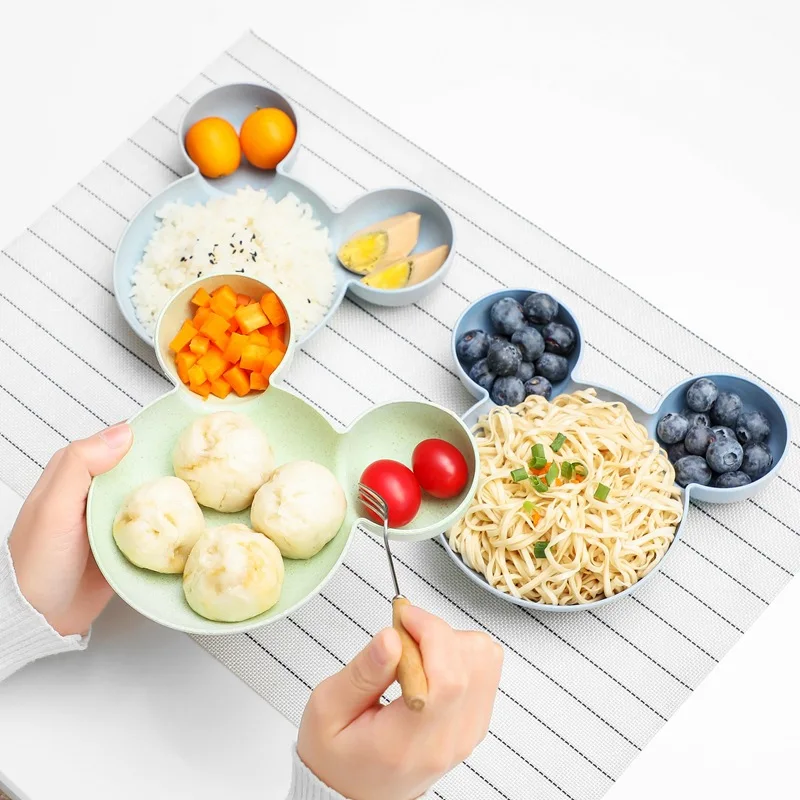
412 439 469 499
360 460 422 527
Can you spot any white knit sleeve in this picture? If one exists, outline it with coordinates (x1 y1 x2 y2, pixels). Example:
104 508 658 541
0 534 89 683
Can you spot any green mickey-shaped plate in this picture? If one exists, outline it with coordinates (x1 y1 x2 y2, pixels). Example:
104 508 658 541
87 274 478 635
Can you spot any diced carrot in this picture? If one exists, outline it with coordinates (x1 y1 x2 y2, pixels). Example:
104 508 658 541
188 364 207 387
260 291 288 326
223 332 248 364
248 330 270 347
261 349 284 378
269 337 287 355
211 330 230 352
190 380 212 399
249 372 268 391
236 293 251 306
227 316 240 333
223 366 250 397
240 344 268 373
210 292 237 320
176 351 198 384
197 345 230 383
192 307 211 329
191 287 212 308
272 323 286 340
169 320 198 354
210 378 232 399
200 311 229 344
212 285 238 307
189 336 210 356
234 303 269 335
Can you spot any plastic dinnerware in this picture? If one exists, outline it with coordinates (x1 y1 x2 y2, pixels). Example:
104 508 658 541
88 274 479 635
113 83 455 348
443 287 791 612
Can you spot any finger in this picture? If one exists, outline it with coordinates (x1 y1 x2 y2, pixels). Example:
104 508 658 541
399 605 467 705
458 631 504 746
313 628 402 732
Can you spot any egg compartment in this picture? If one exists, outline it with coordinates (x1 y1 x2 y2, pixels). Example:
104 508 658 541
446 288 791 612
114 81 455 348
89 274 478 634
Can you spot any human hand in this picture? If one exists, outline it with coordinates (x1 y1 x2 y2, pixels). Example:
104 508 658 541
9 423 133 637
297 605 503 800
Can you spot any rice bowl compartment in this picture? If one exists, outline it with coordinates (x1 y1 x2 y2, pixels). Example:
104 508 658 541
114 82 455 348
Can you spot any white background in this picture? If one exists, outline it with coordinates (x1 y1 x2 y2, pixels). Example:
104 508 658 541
1 1 798 797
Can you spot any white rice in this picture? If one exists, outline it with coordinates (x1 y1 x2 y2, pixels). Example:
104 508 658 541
130 186 336 339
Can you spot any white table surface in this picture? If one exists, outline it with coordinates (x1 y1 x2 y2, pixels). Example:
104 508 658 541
1 2 798 798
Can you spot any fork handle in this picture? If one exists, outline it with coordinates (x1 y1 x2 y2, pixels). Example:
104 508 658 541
392 597 428 712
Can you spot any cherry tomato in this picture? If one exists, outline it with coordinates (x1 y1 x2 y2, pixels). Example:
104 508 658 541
412 439 469 499
360 460 422 527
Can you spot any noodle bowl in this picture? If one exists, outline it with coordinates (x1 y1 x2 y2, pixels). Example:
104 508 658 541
448 389 683 606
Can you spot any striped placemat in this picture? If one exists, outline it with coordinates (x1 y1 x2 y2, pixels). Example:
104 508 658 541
2 31 799 800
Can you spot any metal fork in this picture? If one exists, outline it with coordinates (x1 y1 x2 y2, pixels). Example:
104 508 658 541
358 482 428 712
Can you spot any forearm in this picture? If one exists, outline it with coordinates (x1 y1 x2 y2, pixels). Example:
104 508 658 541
0 533 88 683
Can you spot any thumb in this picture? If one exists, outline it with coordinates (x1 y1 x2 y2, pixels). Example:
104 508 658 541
318 628 402 731
44 423 134 520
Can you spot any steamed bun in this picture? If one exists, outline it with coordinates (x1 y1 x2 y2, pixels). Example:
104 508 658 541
183 523 284 622
113 476 205 573
172 411 274 512
250 460 347 559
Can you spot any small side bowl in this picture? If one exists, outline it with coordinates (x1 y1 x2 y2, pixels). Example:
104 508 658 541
651 373 790 503
343 400 479 542
451 288 583 404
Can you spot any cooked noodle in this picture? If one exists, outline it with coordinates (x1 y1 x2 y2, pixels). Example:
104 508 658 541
449 389 683 605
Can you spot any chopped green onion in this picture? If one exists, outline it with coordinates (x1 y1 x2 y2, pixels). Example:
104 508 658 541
594 483 611 501
533 541 549 558
529 455 547 470
545 462 559 486
550 433 566 452
532 443 545 460
530 476 549 493
523 500 538 514
561 461 574 481
572 462 588 477
510 467 528 482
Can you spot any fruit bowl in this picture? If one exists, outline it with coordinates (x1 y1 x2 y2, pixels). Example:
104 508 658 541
442 287 790 612
113 82 455 348
88 274 478 635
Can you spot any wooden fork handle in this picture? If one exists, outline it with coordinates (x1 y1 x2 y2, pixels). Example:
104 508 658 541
392 597 428 712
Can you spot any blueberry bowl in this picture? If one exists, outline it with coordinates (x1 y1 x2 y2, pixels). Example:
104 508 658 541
451 288 583 409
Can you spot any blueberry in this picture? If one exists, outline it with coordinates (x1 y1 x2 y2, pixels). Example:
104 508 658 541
486 341 522 377
674 455 712 487
735 410 771 445
523 292 559 325
490 297 526 336
468 358 496 392
684 410 710 428
542 322 576 356
684 424 715 456
668 442 689 464
713 471 752 488
741 442 773 480
657 412 690 445
524 376 553 400
711 391 743 428
706 437 744 473
534 353 569 383
686 378 719 413
491 376 526 406
516 361 535 383
511 326 545 362
456 329 490 366
712 426 736 441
